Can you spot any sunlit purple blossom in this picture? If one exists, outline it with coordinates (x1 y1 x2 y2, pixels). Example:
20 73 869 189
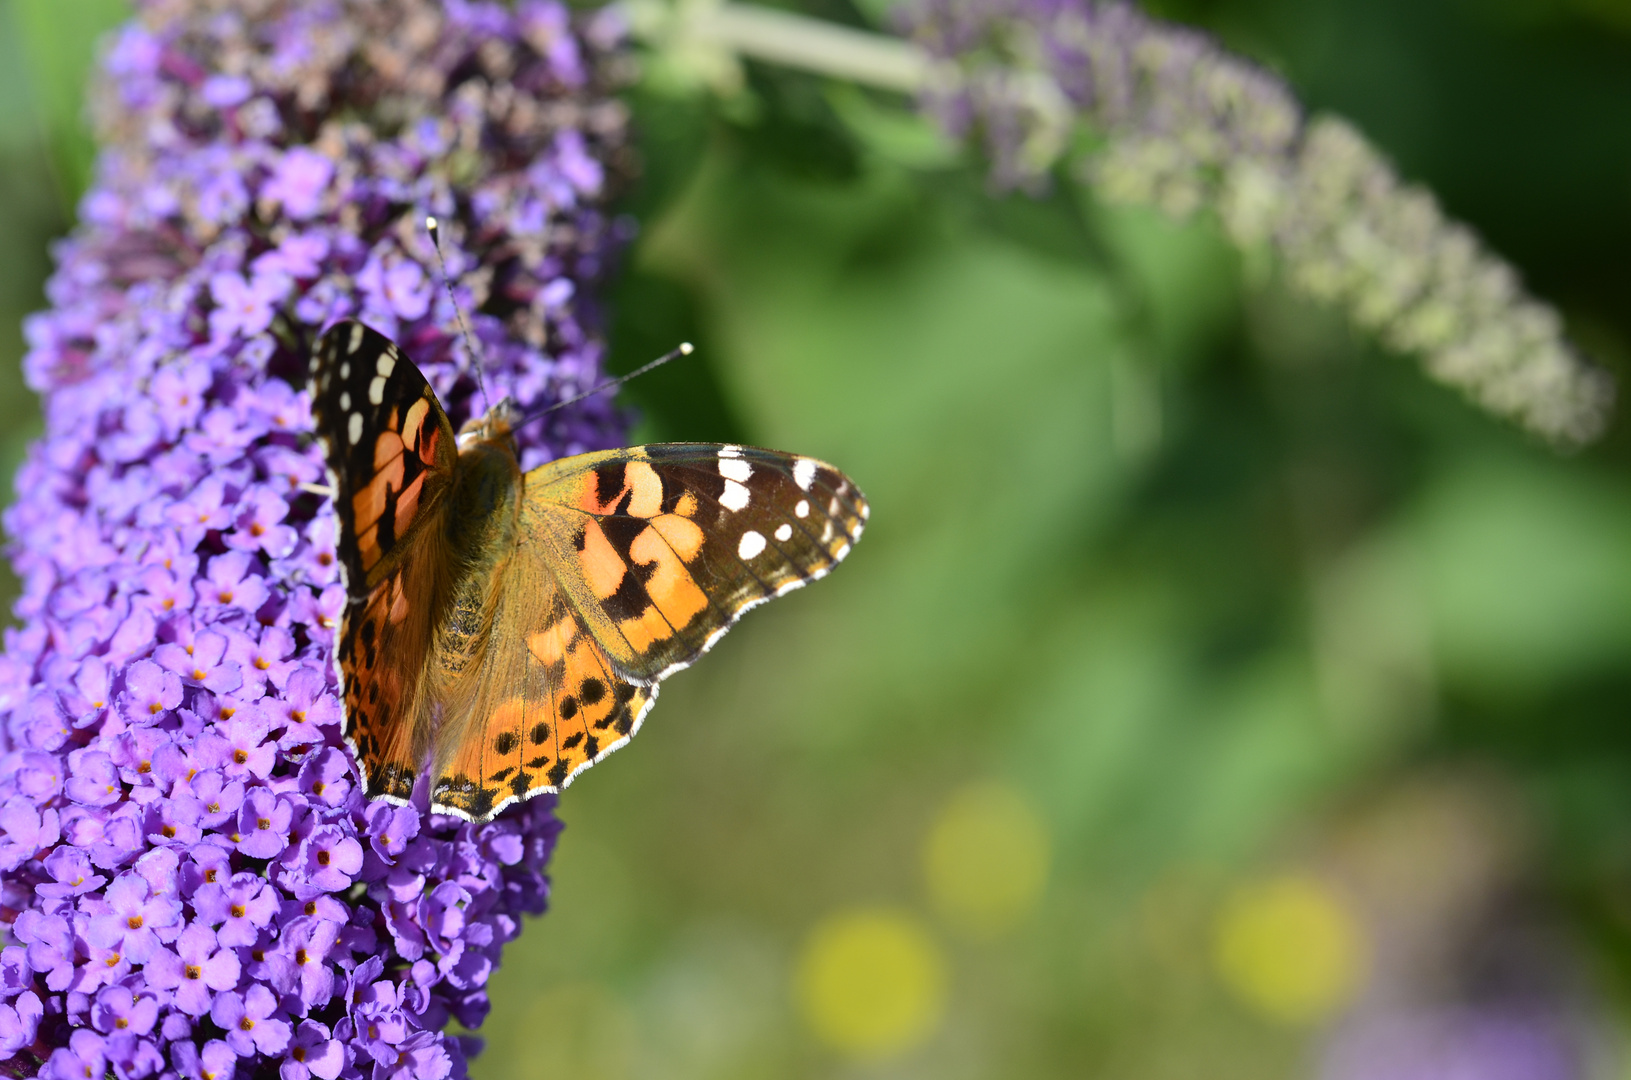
0 0 629 1074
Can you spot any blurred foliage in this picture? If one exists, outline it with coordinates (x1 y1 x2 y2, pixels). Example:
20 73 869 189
9 0 1631 1077
0 0 129 610
5 0 130 198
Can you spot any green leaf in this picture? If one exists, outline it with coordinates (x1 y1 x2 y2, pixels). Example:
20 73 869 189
8 0 132 203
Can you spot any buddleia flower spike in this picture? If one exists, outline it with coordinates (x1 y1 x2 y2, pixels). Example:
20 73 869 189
0 0 631 1075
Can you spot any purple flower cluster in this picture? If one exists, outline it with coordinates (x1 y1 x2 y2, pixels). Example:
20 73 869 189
901 0 1614 445
1322 1008 1584 1080
0 0 630 1075
905 0 1301 196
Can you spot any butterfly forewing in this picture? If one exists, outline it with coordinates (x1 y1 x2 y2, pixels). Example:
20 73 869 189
310 321 458 595
310 320 460 803
525 444 868 683
428 581 653 821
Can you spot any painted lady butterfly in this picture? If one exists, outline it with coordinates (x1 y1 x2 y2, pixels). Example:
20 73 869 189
309 320 867 821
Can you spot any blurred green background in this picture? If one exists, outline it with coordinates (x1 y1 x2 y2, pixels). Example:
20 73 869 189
7 0 1631 1076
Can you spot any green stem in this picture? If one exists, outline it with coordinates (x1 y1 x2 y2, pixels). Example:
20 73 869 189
626 0 936 92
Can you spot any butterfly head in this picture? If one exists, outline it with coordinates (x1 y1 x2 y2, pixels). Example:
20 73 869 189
456 397 522 453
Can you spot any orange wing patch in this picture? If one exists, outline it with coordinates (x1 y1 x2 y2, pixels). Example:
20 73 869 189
628 519 710 634
579 519 628 600
351 397 445 578
430 586 652 821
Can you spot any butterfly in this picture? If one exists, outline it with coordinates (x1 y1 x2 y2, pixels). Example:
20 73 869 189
307 320 867 822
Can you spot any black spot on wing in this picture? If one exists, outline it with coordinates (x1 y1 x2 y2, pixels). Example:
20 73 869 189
432 774 495 820
596 513 647 557
594 462 626 508
599 567 652 623
376 478 400 551
368 762 415 800
641 447 729 511
658 467 690 514
610 684 640 735
466 786 495 820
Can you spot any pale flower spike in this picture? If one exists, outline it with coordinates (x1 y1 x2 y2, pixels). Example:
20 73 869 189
629 0 1615 447
903 0 1614 446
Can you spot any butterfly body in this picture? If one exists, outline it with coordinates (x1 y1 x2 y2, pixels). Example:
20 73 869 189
310 321 867 822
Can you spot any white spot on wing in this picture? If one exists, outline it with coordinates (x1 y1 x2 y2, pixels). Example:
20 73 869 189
794 500 809 518
348 324 364 353
720 480 750 512
377 351 396 378
339 361 350 380
774 523 792 542
347 412 363 444
738 530 766 559
339 391 351 411
793 457 818 490
718 456 753 483
369 376 386 405
719 444 743 458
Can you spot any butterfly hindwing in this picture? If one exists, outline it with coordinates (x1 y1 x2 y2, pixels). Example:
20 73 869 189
336 557 445 800
311 320 459 802
428 577 652 821
425 443 867 821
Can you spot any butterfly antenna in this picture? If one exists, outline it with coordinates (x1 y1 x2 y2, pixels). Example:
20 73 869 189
518 342 695 429
426 215 493 414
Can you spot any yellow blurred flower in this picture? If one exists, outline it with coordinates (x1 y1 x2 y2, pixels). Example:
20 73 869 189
794 908 948 1060
922 780 1051 939
1212 872 1367 1025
